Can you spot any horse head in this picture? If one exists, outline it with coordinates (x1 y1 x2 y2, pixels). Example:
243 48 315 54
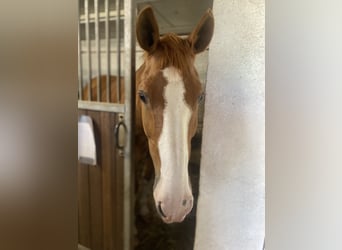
136 6 214 223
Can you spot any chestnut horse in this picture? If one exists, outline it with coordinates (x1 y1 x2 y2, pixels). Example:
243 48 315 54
84 6 214 223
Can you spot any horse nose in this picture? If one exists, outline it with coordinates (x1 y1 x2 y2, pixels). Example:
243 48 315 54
156 197 194 223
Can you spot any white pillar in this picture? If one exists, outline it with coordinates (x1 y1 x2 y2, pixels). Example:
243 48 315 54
194 0 265 249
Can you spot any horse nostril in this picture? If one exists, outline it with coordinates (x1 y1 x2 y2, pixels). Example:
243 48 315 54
157 202 167 218
182 200 187 206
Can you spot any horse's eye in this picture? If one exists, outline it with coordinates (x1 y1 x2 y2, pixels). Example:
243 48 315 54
198 92 205 103
138 90 148 104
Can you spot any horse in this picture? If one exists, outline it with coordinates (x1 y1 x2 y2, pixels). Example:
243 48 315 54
83 6 214 224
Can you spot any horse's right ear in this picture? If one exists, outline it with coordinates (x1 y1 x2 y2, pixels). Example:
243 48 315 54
136 6 160 53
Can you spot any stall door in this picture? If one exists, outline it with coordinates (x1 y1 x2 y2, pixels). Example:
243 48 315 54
78 0 135 249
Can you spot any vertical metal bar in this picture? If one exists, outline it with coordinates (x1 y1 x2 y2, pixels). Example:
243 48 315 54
95 0 101 102
78 1 83 100
85 0 92 101
116 0 121 102
123 0 135 249
105 0 111 102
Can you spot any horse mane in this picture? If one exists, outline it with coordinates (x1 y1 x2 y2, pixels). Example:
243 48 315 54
143 33 196 75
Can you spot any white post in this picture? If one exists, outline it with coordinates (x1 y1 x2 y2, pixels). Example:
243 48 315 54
194 0 265 249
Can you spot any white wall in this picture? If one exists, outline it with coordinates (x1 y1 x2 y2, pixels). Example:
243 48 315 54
194 0 264 249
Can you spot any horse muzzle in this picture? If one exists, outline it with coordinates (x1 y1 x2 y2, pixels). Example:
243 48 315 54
153 181 194 223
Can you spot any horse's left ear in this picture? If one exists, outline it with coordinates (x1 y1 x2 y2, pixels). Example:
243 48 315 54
188 9 214 54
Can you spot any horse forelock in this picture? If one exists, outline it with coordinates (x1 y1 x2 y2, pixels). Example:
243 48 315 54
143 33 196 76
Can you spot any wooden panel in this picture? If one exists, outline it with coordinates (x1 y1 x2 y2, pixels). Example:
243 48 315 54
78 109 91 247
78 110 124 250
101 111 116 250
114 136 124 250
88 110 104 250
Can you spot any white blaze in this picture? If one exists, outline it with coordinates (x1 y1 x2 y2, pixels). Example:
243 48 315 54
156 67 192 198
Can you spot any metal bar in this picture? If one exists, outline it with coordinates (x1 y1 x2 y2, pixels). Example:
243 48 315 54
78 100 125 113
80 47 126 53
123 0 136 249
85 0 92 101
116 0 121 102
79 10 124 23
95 0 101 102
78 1 83 100
105 0 111 102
